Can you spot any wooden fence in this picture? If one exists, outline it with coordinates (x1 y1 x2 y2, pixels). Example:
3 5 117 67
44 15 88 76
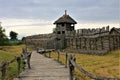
68 55 120 80
37 50 120 80
0 50 32 80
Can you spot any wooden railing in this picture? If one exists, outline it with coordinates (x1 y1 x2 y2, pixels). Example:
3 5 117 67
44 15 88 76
37 50 120 80
68 55 120 80
0 50 32 80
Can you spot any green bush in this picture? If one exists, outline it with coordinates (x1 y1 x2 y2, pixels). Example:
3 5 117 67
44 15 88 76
8 40 23 46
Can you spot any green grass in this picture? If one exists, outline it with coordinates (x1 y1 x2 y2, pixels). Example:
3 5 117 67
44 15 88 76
0 50 14 63
0 45 25 80
45 50 120 80
4 61 24 80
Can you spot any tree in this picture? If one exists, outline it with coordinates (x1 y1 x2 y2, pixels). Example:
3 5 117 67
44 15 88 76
22 37 25 41
10 31 18 40
0 22 8 45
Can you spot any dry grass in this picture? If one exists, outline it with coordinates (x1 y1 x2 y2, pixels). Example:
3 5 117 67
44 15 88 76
0 45 25 56
75 50 119 79
0 45 25 63
0 45 25 80
46 50 120 80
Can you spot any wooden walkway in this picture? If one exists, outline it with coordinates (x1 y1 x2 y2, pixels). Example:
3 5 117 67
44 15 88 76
14 51 69 80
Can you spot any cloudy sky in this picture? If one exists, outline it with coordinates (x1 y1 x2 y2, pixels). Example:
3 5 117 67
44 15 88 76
0 0 119 39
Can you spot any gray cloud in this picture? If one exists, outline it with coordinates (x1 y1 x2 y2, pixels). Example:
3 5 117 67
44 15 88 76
0 0 119 24
4 23 51 27
0 0 119 39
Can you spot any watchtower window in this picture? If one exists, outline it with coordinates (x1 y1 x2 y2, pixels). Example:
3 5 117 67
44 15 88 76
57 24 60 27
70 26 74 31
62 23 64 27
57 31 61 34
62 31 65 34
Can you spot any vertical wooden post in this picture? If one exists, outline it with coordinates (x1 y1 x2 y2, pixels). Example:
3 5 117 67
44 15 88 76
108 35 111 51
89 38 91 50
57 51 60 62
101 37 103 50
27 53 31 69
37 48 39 53
49 52 51 58
69 55 74 80
23 60 26 70
95 38 97 50
73 56 77 80
80 38 81 49
25 47 27 53
119 36 120 49
73 56 76 63
17 57 21 75
76 38 78 49
84 38 87 50
72 39 74 48
65 53 68 68
1 63 7 80
44 52 46 57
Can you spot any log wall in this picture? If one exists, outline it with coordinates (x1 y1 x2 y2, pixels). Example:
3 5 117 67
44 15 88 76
25 27 120 54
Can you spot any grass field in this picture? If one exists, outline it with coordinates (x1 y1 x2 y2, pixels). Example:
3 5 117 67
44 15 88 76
0 45 119 80
0 45 25 80
46 50 120 80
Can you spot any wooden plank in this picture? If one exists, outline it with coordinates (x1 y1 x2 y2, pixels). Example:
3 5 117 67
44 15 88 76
14 51 69 80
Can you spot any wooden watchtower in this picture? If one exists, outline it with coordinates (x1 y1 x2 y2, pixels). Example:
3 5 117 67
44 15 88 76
53 10 77 49
54 10 77 34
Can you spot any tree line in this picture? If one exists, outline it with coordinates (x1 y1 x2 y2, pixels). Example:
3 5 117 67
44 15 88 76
0 23 22 46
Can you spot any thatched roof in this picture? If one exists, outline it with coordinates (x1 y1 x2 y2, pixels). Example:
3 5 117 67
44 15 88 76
54 13 77 24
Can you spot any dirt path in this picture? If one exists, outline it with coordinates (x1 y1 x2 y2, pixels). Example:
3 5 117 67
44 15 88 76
14 51 69 80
